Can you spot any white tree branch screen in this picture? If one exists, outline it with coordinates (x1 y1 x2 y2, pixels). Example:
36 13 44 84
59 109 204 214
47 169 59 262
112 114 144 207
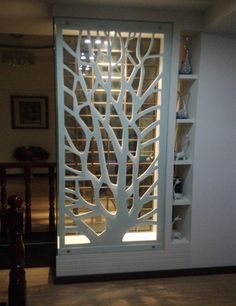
56 23 169 251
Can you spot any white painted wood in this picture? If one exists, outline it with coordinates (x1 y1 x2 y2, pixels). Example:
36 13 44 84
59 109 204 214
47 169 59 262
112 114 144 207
179 74 198 80
173 197 191 206
56 25 236 277
176 118 195 124
172 33 200 247
174 160 192 165
55 20 194 277
55 18 172 255
56 246 190 276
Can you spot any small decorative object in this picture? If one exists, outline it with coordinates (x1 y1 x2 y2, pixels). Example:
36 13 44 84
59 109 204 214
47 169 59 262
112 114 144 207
172 231 183 240
172 216 183 240
11 96 48 129
13 146 50 162
175 134 190 161
176 91 190 119
179 36 192 74
173 177 183 200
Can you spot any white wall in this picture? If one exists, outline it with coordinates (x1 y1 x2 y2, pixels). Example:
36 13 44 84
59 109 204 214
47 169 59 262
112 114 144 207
191 33 236 267
0 51 56 163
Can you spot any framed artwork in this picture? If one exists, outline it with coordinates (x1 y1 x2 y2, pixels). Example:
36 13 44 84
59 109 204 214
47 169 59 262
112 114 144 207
11 96 49 129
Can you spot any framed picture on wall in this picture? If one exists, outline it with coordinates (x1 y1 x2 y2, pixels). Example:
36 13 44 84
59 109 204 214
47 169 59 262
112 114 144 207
11 96 49 129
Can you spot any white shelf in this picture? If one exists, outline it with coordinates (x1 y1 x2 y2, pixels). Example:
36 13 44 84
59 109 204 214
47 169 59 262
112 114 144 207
178 74 198 80
172 236 189 244
176 118 194 124
173 197 191 206
174 159 192 165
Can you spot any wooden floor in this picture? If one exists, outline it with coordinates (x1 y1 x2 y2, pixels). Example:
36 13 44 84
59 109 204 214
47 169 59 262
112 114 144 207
1 268 236 306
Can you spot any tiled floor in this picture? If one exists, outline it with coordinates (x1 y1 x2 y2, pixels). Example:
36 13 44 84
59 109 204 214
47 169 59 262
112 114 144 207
3 178 236 305
1 268 236 306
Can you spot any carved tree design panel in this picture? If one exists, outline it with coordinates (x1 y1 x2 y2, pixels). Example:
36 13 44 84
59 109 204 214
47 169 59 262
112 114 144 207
60 28 165 247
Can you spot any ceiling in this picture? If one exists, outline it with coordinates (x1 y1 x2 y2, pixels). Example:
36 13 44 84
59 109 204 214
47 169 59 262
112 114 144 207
0 0 236 39
46 0 214 10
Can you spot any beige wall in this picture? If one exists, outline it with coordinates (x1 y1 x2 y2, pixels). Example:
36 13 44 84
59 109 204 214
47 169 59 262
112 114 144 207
0 50 56 162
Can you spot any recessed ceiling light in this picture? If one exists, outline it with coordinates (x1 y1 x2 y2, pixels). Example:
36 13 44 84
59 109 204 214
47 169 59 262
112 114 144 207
84 38 91 44
95 38 101 45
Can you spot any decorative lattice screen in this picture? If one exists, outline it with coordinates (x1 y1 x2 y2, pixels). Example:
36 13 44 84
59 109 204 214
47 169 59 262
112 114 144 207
56 21 170 251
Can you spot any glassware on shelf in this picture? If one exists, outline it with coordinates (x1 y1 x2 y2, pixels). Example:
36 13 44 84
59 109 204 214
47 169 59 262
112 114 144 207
176 91 190 119
179 36 192 75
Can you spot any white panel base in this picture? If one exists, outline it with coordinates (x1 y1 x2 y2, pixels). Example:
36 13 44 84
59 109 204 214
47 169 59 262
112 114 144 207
56 246 190 277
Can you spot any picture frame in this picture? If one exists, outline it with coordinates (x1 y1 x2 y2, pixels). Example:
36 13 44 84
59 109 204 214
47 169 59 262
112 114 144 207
11 96 49 129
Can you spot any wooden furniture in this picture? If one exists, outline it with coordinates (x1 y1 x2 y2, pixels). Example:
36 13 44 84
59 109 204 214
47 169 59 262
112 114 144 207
0 195 26 306
0 162 56 236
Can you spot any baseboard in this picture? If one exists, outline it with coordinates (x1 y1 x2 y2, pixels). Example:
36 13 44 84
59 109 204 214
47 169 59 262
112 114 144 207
54 266 236 284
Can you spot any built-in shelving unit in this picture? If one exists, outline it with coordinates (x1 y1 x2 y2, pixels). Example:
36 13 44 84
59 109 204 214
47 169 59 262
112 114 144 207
172 34 199 244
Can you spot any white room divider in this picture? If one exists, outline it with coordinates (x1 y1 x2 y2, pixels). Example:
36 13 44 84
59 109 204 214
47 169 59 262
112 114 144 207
55 18 172 276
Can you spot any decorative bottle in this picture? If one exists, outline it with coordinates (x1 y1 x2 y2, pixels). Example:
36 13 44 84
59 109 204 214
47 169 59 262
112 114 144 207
179 36 192 75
